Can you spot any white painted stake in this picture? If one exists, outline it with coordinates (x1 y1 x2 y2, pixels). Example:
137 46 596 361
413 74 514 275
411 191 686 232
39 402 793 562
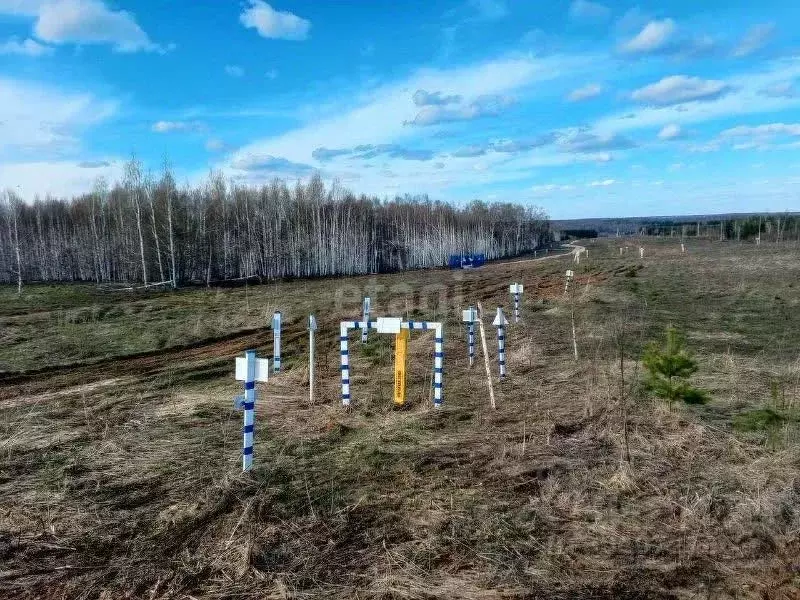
564 269 574 294
308 315 317 405
476 303 496 409
272 311 282 373
361 297 371 344
681 243 685 253
509 283 523 323
619 247 623 256
639 247 644 259
462 306 478 366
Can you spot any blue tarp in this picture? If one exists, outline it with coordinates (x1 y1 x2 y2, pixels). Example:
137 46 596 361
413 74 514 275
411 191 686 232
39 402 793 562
448 254 486 269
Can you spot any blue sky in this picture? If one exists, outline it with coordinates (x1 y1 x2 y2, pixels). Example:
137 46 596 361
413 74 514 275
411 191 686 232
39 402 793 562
1 0 799 218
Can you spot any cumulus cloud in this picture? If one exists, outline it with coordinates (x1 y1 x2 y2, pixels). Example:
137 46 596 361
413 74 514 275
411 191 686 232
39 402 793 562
619 19 676 54
225 65 245 77
205 139 228 152
631 75 731 106
405 94 515 126
588 179 616 187
566 83 604 102
412 89 462 107
732 23 775 57
569 0 610 21
27 0 164 53
0 37 52 56
240 0 310 41
658 123 686 140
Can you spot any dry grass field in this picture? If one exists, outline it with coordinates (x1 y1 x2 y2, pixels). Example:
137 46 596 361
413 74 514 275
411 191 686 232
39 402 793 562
1 238 799 599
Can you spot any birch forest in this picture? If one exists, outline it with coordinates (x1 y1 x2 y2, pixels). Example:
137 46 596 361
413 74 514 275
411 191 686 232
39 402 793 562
0 160 550 288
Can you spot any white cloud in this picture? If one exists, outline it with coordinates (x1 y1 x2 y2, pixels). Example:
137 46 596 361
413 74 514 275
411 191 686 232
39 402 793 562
0 159 123 199
588 179 616 186
619 19 675 54
720 123 800 138
152 120 204 133
658 123 685 140
0 37 52 56
405 94 515 126
566 83 603 102
265 69 279 80
225 65 245 77
240 0 310 41
631 75 730 106
0 77 116 160
569 0 610 20
732 23 775 58
20 0 163 53
595 58 800 135
759 81 796 98
226 55 576 169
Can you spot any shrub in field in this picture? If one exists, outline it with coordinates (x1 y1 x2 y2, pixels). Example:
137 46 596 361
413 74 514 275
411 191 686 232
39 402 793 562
642 326 709 406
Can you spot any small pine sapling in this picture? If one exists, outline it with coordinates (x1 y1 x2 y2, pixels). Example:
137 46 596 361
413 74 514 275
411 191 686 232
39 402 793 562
642 326 709 406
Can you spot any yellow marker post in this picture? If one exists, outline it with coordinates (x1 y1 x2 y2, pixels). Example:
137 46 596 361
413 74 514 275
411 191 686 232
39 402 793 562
393 329 409 406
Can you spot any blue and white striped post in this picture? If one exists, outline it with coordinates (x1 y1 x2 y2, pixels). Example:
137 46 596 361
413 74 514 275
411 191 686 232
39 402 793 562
272 311 282 373
493 308 509 378
340 321 351 407
243 350 256 470
433 323 444 408
509 283 523 324
462 306 477 367
361 297 371 344
340 318 443 408
234 350 269 472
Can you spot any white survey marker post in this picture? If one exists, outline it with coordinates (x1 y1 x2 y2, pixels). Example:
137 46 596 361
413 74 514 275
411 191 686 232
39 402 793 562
493 308 509 378
509 283 524 323
361 297 371 344
234 350 270 472
308 315 317 405
462 306 478 366
565 269 574 294
272 311 282 373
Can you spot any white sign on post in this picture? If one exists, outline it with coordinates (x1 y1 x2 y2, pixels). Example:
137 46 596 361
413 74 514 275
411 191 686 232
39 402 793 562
235 356 270 382
376 317 403 334
462 308 478 323
492 308 509 327
509 283 524 294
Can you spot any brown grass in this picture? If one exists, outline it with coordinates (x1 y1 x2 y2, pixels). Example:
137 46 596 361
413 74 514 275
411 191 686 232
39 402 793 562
1 239 799 599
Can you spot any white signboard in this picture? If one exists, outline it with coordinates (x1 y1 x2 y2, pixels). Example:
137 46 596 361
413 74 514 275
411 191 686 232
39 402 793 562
376 317 403 334
235 357 270 382
509 283 524 294
492 308 509 327
462 308 478 323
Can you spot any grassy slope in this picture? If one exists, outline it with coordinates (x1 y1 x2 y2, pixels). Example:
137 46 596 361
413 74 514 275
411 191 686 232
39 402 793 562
1 238 799 599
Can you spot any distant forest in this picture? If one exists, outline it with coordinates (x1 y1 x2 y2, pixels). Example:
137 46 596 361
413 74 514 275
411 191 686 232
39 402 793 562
0 160 550 289
555 213 800 241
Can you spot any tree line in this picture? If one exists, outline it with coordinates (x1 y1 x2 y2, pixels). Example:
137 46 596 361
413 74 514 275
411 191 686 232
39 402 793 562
0 160 550 290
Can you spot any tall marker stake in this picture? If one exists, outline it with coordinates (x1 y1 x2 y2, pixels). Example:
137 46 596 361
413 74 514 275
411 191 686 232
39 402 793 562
234 350 269 472
308 315 317 405
394 328 409 406
361 297 371 344
509 284 523 323
462 306 477 366
272 311 282 373
476 303 496 409
493 307 509 378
